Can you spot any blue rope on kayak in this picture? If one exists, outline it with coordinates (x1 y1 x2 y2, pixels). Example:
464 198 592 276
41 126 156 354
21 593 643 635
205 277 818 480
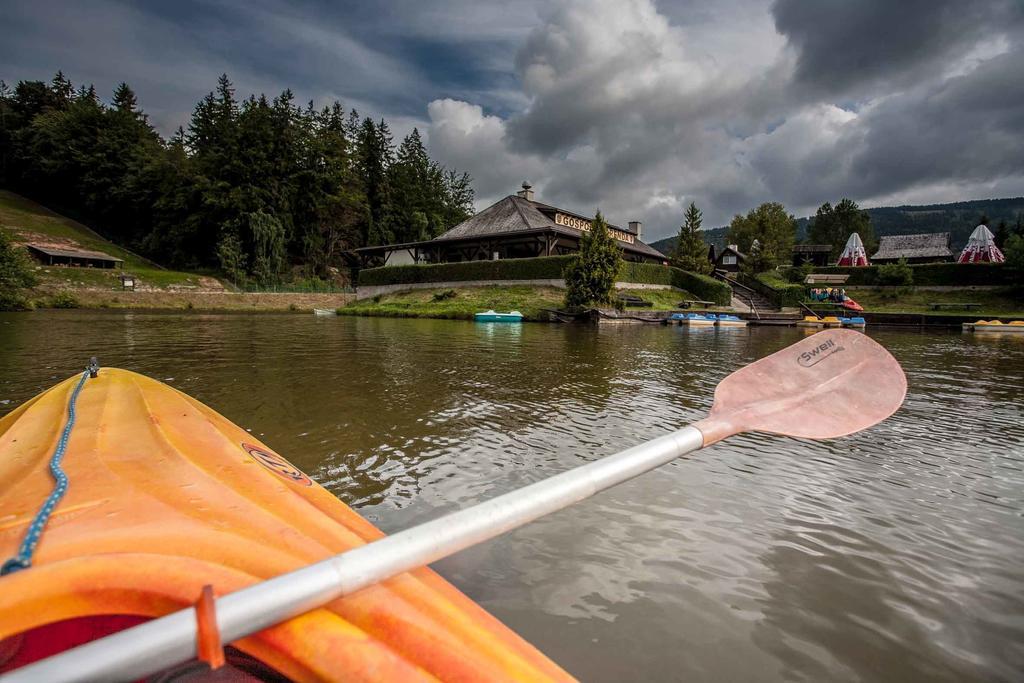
1 361 96 576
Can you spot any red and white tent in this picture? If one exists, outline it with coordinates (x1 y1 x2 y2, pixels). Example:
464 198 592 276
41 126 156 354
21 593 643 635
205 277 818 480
836 232 869 266
958 224 1005 263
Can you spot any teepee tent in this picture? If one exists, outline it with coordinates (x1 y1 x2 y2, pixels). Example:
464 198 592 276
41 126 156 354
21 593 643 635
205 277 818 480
836 232 869 266
958 224 1005 263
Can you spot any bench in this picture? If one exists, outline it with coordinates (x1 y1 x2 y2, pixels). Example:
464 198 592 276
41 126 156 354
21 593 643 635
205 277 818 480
677 299 714 309
804 274 850 285
618 295 653 308
929 302 981 310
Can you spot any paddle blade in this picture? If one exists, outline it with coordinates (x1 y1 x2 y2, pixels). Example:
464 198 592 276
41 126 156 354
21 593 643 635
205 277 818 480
695 329 906 445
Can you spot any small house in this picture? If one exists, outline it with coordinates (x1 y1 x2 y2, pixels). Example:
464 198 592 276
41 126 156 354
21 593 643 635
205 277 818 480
870 233 954 264
714 244 745 273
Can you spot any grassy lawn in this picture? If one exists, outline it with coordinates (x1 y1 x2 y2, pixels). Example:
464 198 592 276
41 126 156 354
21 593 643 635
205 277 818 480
339 285 702 320
0 190 213 291
339 286 566 320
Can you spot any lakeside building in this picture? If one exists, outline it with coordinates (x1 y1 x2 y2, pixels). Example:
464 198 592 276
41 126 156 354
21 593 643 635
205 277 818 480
791 244 832 267
25 243 123 269
354 183 666 268
871 233 955 264
713 244 745 273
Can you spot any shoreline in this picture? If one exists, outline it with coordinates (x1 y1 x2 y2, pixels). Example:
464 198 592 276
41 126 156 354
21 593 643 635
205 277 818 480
24 288 355 312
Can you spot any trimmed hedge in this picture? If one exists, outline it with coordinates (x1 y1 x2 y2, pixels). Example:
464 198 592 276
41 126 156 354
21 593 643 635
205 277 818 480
805 262 1014 287
671 269 732 305
358 257 732 305
752 272 805 307
358 256 574 286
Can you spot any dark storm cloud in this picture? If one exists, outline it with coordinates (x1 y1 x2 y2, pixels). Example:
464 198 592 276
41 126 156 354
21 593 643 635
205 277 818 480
0 0 535 134
772 0 1024 97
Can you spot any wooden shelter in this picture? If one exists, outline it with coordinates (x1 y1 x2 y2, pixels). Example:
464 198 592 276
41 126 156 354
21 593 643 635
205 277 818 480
870 233 954 264
791 244 832 267
355 183 666 268
26 244 123 269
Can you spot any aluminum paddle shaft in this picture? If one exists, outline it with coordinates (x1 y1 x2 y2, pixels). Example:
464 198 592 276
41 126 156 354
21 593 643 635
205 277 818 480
3 426 706 683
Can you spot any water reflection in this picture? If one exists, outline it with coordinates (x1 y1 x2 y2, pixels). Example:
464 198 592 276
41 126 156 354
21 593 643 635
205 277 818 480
1 312 1022 682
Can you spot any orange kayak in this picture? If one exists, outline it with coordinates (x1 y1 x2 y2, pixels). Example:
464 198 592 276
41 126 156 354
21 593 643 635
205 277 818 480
0 369 572 681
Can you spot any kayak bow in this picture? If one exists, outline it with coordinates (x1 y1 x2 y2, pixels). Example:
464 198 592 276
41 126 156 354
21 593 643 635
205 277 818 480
0 369 571 682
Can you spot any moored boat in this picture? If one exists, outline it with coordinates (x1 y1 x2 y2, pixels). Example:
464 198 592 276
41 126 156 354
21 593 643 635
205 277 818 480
714 314 747 327
963 320 1024 333
0 370 570 681
841 298 864 312
313 308 337 316
796 315 826 328
669 312 715 326
840 316 867 328
821 316 843 328
474 310 524 323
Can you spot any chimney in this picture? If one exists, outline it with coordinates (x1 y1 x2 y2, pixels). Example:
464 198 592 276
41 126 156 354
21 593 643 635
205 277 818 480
629 221 643 240
516 181 534 201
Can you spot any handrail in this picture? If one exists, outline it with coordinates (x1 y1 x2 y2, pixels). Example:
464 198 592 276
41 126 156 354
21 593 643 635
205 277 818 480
713 271 760 320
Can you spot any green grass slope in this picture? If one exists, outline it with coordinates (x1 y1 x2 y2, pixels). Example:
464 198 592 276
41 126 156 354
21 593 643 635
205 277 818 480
0 190 216 291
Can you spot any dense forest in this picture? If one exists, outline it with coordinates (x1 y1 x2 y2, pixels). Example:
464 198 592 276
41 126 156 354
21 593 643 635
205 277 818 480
0 72 474 284
652 197 1024 256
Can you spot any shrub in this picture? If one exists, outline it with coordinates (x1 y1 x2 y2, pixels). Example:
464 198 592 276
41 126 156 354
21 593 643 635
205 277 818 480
431 289 457 301
0 290 32 311
787 262 813 284
49 291 79 309
876 258 914 286
0 231 38 311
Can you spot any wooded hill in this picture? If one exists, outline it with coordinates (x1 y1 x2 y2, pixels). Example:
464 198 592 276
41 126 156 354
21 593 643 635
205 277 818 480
0 71 474 286
651 197 1024 256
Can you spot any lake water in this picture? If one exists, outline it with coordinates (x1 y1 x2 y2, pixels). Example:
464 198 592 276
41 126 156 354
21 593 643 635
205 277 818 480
1 311 1022 682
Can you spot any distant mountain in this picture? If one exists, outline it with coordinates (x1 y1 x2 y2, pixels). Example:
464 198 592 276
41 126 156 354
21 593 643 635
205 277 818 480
649 197 1024 256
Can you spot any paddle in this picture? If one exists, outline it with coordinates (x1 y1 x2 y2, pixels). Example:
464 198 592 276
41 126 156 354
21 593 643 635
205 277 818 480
3 329 906 683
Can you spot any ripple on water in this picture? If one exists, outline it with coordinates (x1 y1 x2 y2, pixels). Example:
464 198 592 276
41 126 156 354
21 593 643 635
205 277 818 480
1 313 1022 682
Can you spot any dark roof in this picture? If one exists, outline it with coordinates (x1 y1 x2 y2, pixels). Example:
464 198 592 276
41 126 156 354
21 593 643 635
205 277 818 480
360 194 664 260
793 244 832 253
718 245 746 259
871 233 953 260
26 244 123 263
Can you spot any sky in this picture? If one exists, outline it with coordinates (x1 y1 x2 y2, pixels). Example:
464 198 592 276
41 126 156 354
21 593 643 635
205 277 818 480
3 0 1024 241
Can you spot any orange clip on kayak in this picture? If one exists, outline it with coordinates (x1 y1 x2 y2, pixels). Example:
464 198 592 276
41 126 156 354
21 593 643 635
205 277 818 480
0 369 572 681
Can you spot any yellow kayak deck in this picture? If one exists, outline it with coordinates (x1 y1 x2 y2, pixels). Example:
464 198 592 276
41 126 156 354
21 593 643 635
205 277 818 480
0 369 571 681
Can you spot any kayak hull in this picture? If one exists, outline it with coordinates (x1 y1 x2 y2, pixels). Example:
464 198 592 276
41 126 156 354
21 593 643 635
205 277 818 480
0 370 571 681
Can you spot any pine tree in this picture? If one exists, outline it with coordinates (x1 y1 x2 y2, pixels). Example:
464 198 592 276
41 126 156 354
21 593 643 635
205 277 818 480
112 82 140 116
671 202 710 274
994 220 1009 249
50 71 74 108
564 211 623 309
355 117 394 245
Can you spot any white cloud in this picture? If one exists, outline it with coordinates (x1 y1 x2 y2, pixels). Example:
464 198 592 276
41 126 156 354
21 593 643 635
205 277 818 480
424 0 1024 240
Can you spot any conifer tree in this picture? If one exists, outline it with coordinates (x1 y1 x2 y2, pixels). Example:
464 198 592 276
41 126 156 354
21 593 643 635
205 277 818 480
807 198 875 260
671 202 710 274
564 211 623 309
